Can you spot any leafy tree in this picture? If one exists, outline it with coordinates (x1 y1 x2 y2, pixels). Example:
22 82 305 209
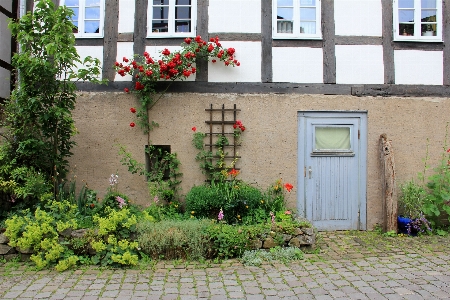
1 0 103 201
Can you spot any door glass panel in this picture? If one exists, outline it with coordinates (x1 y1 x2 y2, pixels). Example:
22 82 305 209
315 127 351 150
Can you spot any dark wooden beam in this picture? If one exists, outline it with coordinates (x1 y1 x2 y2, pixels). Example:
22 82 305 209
195 0 209 82
381 0 395 84
322 0 336 84
102 0 119 81
261 0 272 83
443 0 450 85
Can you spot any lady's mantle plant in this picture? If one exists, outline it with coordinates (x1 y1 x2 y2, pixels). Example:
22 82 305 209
1 0 102 201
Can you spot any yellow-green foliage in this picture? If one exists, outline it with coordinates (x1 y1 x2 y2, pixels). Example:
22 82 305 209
4 200 78 270
93 207 137 236
55 255 79 272
89 207 139 267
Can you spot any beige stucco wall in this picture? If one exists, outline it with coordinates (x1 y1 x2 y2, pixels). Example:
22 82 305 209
70 92 450 230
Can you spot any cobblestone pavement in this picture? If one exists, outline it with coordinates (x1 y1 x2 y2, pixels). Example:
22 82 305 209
1 231 450 300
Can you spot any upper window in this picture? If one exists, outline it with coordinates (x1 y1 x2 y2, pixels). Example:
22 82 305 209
62 0 104 38
273 0 322 39
147 0 196 38
393 0 442 42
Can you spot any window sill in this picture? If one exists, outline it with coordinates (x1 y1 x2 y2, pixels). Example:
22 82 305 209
273 36 322 40
393 37 443 43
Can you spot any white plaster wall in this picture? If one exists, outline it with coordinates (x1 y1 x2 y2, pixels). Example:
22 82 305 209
208 0 261 33
118 0 135 33
75 46 103 80
394 50 443 85
0 12 11 63
336 45 384 84
115 42 134 81
208 42 261 82
0 67 10 99
272 47 323 83
334 0 382 36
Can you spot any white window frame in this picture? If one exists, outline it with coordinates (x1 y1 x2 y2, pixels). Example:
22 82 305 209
393 0 442 42
147 0 197 38
272 0 322 40
61 0 105 38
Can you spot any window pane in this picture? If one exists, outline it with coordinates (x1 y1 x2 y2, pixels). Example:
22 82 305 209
86 0 100 6
300 0 316 6
421 0 436 8
421 23 436 35
399 23 414 35
277 8 293 20
315 127 351 150
65 0 79 6
72 21 78 33
175 20 191 32
175 7 191 19
277 20 293 33
152 20 169 32
71 8 79 21
399 0 414 8
153 0 169 5
84 20 100 33
153 7 169 19
176 0 191 4
300 21 316 34
85 7 100 19
421 9 437 20
277 0 293 6
399 9 414 22
300 7 316 21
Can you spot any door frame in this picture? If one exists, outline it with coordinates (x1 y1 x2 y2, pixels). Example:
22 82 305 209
297 111 368 230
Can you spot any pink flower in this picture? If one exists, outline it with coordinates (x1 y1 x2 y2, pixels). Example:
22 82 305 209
218 208 224 221
284 210 291 215
116 196 127 209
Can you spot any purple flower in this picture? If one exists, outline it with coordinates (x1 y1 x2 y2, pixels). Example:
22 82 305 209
218 208 224 221
116 196 126 209
270 212 275 224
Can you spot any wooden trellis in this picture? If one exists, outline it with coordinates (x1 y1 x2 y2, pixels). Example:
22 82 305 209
205 104 241 171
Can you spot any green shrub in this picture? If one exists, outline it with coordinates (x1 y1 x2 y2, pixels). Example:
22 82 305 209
137 219 211 260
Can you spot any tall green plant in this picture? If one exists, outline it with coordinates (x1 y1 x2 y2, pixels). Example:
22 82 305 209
3 0 102 197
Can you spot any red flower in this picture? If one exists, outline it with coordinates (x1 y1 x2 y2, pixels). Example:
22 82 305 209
227 48 236 56
143 51 149 57
124 88 129 93
123 57 129 62
192 126 196 132
130 107 136 113
162 48 170 56
284 183 294 192
195 35 202 43
210 37 215 42
212 59 216 63
207 44 214 52
183 70 191 77
130 122 135 127
135 82 145 90
228 168 239 177
90 203 95 208
447 148 450 153
191 67 196 74
236 62 240 66
240 126 245 132
114 62 120 67
184 37 192 44
225 61 229 66
146 70 153 76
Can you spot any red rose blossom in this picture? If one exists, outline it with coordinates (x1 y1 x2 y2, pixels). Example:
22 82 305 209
124 88 129 93
162 48 170 56
130 122 135 127
212 59 216 63
130 107 136 113
192 126 196 132
123 57 129 62
184 37 192 44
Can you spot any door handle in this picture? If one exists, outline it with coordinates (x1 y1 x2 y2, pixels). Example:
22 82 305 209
309 166 312 179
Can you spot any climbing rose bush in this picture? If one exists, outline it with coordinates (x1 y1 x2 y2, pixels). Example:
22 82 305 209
115 35 240 132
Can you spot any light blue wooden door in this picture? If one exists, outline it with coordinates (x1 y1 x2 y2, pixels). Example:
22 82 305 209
298 112 367 231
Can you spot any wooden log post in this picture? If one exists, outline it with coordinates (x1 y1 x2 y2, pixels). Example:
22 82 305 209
379 134 397 232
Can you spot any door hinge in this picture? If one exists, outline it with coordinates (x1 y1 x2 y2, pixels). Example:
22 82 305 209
358 129 360 139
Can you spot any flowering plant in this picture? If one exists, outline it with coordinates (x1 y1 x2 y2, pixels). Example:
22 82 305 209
115 35 240 133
